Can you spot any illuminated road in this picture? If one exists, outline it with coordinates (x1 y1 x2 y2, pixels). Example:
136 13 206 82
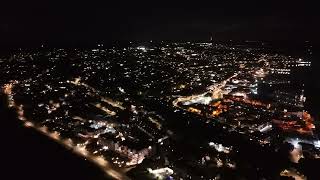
173 73 238 108
69 77 125 110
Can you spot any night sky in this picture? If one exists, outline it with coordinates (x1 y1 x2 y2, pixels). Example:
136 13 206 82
0 1 319 46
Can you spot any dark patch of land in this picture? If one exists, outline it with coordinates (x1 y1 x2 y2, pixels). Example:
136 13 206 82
0 93 113 180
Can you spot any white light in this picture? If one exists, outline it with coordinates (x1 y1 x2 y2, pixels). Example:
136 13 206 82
314 140 320 148
289 139 300 149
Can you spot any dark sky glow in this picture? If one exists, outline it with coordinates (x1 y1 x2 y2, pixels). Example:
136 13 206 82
0 1 319 45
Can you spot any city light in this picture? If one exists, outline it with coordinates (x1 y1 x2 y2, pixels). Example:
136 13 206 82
1 41 315 180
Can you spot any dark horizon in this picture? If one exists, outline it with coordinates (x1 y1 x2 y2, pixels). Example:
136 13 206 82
1 2 320 48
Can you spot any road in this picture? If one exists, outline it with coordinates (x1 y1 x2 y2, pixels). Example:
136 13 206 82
173 73 238 108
